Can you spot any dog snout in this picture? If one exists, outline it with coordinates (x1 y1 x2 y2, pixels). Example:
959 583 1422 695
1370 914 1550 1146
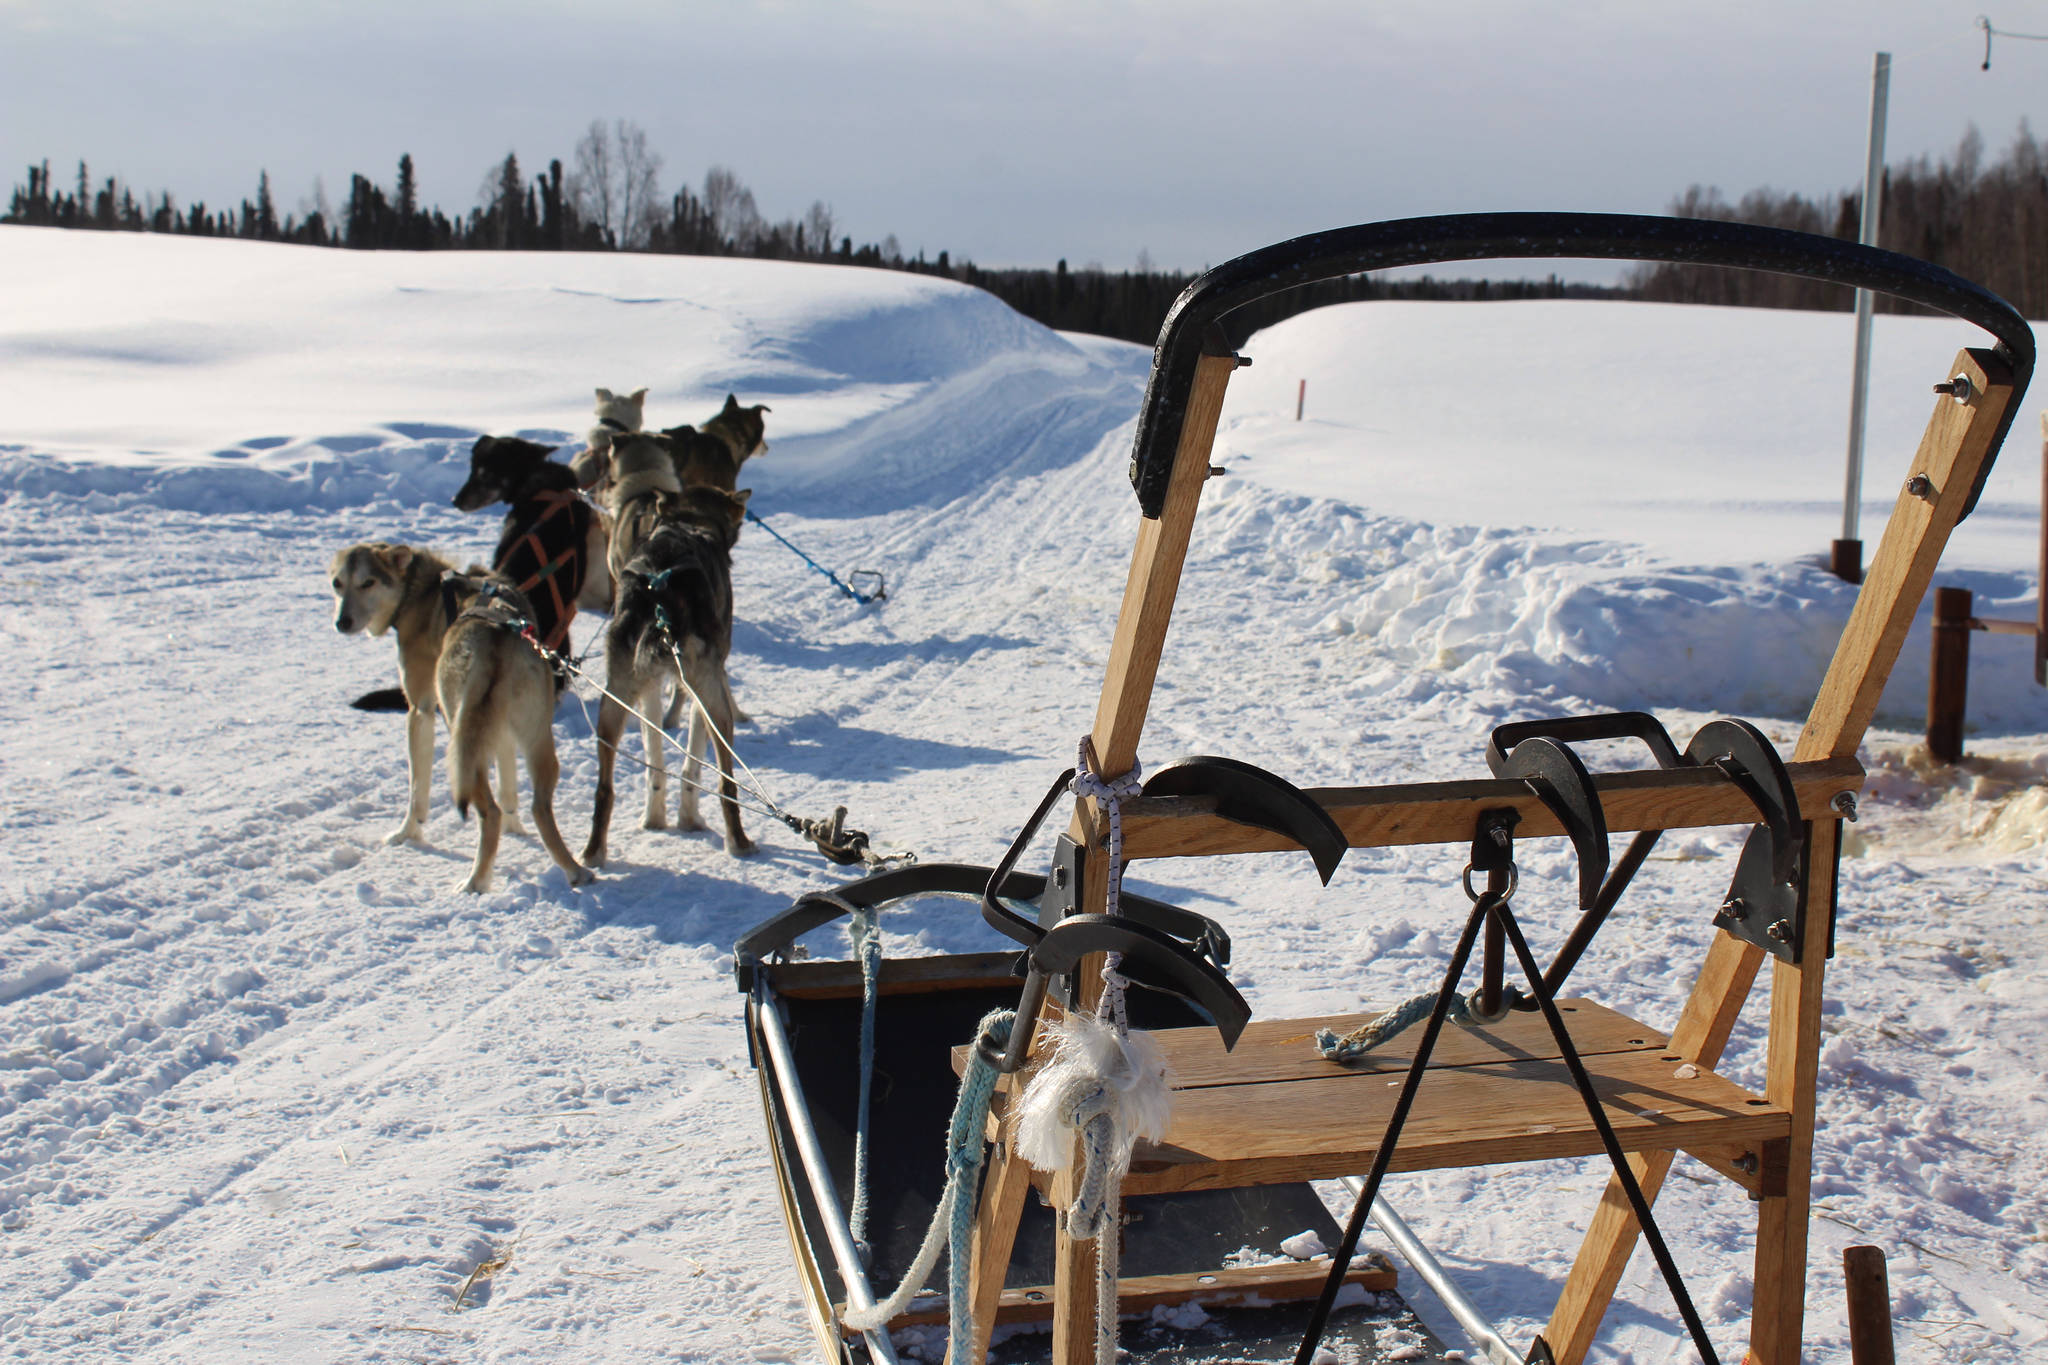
335 611 355 633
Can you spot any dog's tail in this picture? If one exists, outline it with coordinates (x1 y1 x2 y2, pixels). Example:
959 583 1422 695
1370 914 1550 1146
350 687 408 712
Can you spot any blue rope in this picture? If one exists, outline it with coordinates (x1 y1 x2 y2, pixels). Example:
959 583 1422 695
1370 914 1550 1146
842 1009 1014 1354
847 906 883 1258
945 1010 1013 1362
745 508 883 605
1315 985 1518 1061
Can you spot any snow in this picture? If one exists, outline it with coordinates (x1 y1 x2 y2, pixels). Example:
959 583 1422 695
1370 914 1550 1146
2 223 2045 1363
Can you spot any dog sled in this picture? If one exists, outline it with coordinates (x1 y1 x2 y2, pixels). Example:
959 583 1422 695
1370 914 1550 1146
736 214 2034 1364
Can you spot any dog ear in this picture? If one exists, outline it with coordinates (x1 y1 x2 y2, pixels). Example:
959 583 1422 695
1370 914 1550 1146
628 387 647 404
388 545 415 572
751 404 770 415
596 388 614 403
471 435 499 457
722 393 741 412
731 488 753 510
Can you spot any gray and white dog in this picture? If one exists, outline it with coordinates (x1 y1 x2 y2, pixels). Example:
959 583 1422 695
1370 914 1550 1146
583 484 754 865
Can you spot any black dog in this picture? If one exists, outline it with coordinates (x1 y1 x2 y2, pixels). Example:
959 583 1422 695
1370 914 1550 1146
452 436 604 659
583 485 754 866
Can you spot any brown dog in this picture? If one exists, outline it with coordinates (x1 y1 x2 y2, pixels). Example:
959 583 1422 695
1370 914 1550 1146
329 543 524 845
436 578 595 892
660 393 770 491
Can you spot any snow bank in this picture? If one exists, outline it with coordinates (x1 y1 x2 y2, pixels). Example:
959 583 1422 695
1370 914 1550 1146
0 225 1105 516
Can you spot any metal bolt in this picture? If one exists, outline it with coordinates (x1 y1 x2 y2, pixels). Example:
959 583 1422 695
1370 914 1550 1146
1933 375 1974 403
1905 473 1936 501
1208 464 1228 477
1052 864 1068 889
1721 896 1749 921
1766 919 1793 942
1734 1152 1759 1174
1831 791 1860 822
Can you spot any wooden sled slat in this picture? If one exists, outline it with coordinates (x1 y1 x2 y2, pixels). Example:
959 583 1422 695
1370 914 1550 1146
1124 1047 1789 1197
1107 756 1864 861
956 997 1671 1091
844 1256 1400 1334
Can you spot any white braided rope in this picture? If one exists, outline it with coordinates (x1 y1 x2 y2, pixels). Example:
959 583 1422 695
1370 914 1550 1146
1070 737 1142 1035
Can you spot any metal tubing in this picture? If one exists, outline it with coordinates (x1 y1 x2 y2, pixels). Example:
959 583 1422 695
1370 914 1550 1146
1841 53 1891 560
755 981 904 1365
1339 1180 1522 1365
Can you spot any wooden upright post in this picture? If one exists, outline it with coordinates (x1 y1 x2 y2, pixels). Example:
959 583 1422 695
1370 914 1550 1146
1543 349 2016 1365
1040 346 1240 1365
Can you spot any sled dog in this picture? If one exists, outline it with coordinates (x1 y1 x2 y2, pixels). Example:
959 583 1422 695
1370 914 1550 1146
436 577 595 893
603 430 685 589
584 485 755 864
328 542 524 844
570 385 647 494
661 393 771 491
452 436 612 644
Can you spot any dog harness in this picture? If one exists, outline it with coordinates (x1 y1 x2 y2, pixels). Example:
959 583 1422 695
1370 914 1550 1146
494 488 590 653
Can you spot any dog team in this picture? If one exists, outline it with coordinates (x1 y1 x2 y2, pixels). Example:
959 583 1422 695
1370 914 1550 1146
328 390 771 892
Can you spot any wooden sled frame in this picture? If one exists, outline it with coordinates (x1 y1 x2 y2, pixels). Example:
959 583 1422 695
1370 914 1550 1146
975 214 2036 1365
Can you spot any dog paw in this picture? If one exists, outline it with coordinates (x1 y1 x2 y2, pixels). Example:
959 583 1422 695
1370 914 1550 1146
581 844 607 868
385 823 425 847
726 836 757 858
566 864 596 888
455 873 490 894
502 818 530 838
640 809 668 831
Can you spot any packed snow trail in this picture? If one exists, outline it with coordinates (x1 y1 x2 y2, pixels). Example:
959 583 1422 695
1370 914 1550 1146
2 228 2045 1362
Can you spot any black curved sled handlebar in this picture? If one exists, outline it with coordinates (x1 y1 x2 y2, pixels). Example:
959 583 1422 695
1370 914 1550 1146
1128 211 2036 520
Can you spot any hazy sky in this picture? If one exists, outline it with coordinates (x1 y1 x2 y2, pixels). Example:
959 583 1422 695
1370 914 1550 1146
3 1 2043 276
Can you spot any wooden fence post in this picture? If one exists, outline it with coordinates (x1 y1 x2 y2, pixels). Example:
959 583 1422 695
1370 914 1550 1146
1843 1245 1896 1365
1927 585 1973 763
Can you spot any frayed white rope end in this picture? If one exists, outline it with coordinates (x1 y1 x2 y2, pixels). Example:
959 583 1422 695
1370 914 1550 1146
1012 1012 1172 1177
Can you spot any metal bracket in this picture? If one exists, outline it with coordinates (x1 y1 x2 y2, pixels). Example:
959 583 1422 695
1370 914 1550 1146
1714 826 1807 963
1040 834 1086 927
1687 719 1808 964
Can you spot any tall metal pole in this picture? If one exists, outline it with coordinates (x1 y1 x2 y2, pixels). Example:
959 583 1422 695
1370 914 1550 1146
1835 51 1891 584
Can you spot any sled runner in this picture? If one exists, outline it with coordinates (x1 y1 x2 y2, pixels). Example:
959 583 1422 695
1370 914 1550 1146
738 213 2034 1364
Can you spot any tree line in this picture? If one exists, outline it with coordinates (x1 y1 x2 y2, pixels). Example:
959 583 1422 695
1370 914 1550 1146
3 118 1634 346
1629 122 2048 318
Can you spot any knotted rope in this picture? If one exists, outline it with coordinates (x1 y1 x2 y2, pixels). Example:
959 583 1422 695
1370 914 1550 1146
842 1010 1014 1361
1314 983 1521 1061
1008 737 1157 1365
1070 737 1142 1035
